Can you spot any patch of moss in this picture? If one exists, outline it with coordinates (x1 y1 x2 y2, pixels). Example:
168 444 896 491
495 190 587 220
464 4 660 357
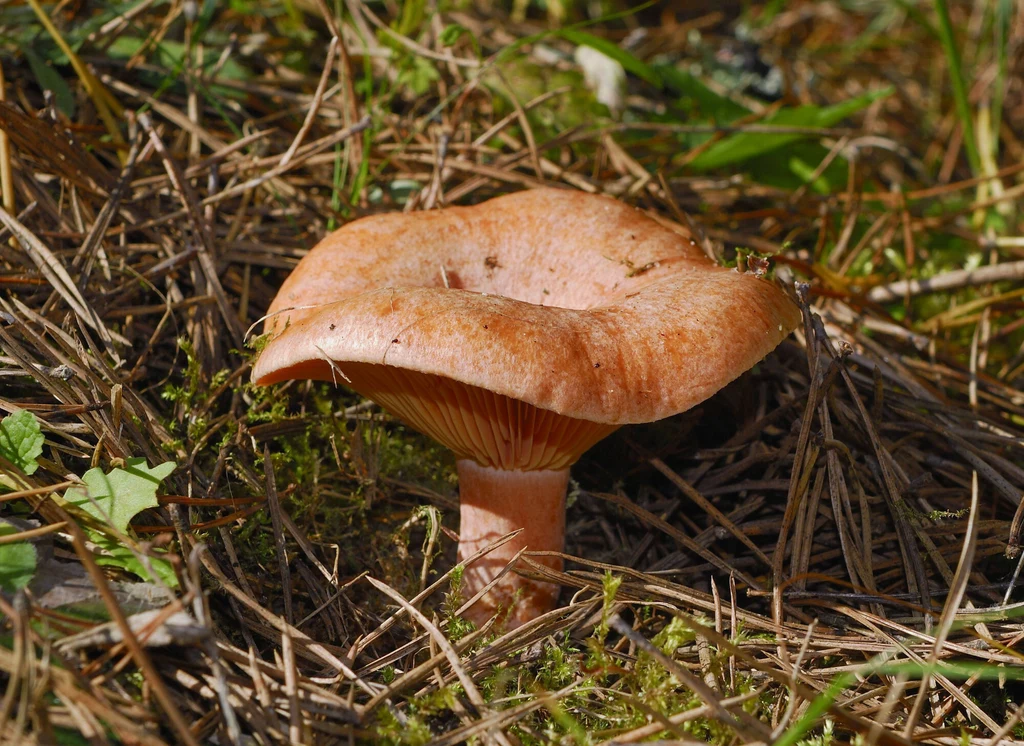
374 707 433 746
443 565 475 642
482 57 610 142
537 638 579 690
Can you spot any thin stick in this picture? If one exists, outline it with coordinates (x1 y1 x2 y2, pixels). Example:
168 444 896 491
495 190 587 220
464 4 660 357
279 36 339 168
0 521 66 544
867 259 1024 302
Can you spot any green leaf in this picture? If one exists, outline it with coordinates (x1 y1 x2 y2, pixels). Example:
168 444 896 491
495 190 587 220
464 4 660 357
932 0 979 174
103 36 252 99
0 522 38 592
439 23 480 57
64 458 175 534
655 64 750 123
22 47 76 118
89 530 178 587
0 410 45 476
392 0 426 37
557 29 662 89
439 23 467 47
687 87 894 171
744 141 850 194
396 56 440 97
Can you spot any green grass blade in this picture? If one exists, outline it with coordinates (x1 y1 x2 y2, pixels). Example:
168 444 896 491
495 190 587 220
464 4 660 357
23 46 76 117
687 87 892 171
992 0 1012 155
773 673 856 746
933 0 980 174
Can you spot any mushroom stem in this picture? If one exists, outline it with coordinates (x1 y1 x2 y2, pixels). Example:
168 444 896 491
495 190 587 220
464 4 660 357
455 460 568 628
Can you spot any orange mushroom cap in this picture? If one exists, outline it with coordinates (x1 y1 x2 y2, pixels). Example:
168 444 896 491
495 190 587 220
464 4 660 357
254 188 798 435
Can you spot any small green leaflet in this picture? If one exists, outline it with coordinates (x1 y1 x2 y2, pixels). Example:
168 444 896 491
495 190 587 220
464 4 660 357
64 458 179 587
439 23 469 47
64 458 175 534
439 24 480 56
0 410 45 476
90 532 178 587
22 47 76 118
0 521 38 593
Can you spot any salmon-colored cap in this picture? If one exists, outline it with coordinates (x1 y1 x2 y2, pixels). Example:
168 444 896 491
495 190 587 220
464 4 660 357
253 189 799 467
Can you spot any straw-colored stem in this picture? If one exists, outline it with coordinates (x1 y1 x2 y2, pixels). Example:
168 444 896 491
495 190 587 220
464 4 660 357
0 61 13 218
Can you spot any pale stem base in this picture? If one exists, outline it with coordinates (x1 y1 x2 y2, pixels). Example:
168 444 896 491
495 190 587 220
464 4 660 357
455 460 569 629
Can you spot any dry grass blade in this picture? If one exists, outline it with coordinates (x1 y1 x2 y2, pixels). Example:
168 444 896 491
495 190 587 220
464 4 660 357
904 470 982 736
137 112 247 347
0 65 13 215
262 442 294 626
591 489 763 589
25 0 124 145
0 101 114 194
0 206 124 347
364 576 515 746
365 576 488 713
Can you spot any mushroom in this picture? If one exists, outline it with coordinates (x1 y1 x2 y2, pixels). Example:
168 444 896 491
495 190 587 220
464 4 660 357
253 188 799 628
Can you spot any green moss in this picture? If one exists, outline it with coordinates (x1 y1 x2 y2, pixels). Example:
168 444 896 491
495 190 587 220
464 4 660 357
585 571 622 674
374 708 432 746
443 565 475 642
160 337 203 409
466 600 771 744
242 380 292 425
233 510 278 570
373 421 458 495
373 683 466 745
537 639 579 690
794 718 836 746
